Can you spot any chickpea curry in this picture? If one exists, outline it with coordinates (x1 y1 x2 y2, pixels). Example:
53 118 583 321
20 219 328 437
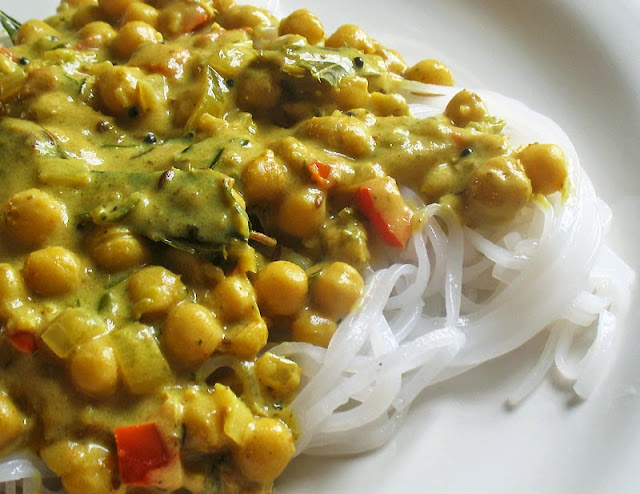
0 1 569 492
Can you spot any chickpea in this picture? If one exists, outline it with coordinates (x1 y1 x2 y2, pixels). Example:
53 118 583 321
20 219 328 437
517 143 568 195
405 59 454 86
311 262 364 319
71 5 103 29
376 46 407 75
69 337 118 399
272 136 309 170
277 187 326 240
41 441 119 494
291 308 337 347
0 393 25 449
255 352 301 397
236 68 281 113
209 274 255 322
94 65 142 118
233 417 295 483
463 156 533 226
326 24 376 53
332 76 370 110
242 150 290 203
121 2 159 27
88 225 150 272
221 5 277 30
182 388 227 453
98 0 137 19
15 20 60 45
163 302 223 366
4 188 67 248
226 318 268 359
304 114 374 158
157 2 213 37
24 246 82 296
112 21 163 59
368 92 409 117
254 261 307 316
0 264 26 315
278 9 325 45
128 266 186 319
444 89 488 127
78 21 117 48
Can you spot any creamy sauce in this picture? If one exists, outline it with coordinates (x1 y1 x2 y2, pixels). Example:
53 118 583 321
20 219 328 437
0 1 568 492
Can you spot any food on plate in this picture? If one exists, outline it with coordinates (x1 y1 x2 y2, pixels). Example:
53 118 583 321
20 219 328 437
0 0 634 492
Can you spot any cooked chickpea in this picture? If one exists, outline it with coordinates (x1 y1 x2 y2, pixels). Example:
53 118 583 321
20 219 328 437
41 441 117 494
368 92 409 116
326 24 376 53
233 417 295 483
311 262 364 319
15 20 60 45
98 0 137 19
255 352 301 397
0 392 26 449
182 388 227 453
242 150 290 203
209 274 255 322
112 21 163 59
291 308 337 347
69 338 118 399
332 76 370 110
277 187 326 240
226 317 268 359
89 225 151 272
78 21 117 48
444 89 488 127
23 246 82 296
121 2 159 27
405 59 454 86
128 266 186 318
278 9 324 45
517 143 568 195
94 65 142 118
254 261 307 316
463 156 533 226
71 5 103 29
221 5 277 30
4 188 67 248
304 114 374 158
0 264 26 311
236 68 281 112
163 302 223 365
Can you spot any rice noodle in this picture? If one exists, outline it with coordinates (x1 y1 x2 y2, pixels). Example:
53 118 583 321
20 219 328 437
271 81 636 456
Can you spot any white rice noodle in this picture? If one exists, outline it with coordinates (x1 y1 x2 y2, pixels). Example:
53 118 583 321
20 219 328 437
272 81 636 456
0 453 57 494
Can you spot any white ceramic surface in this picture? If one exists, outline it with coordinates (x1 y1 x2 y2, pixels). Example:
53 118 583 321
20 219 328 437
2 1 639 493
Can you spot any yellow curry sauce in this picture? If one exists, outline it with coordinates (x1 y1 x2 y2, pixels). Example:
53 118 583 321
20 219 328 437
0 1 569 492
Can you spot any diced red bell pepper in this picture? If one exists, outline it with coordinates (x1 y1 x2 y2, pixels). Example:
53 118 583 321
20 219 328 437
308 161 332 188
357 176 413 248
114 423 171 486
8 331 37 353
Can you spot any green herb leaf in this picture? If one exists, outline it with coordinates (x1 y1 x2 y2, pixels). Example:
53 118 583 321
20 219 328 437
0 10 21 44
273 44 386 87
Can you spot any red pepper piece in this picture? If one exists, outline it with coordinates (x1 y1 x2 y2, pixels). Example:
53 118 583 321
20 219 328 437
357 177 413 248
308 161 332 188
114 423 171 486
8 331 37 353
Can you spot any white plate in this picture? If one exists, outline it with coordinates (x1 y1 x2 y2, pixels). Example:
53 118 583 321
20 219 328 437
3 1 639 493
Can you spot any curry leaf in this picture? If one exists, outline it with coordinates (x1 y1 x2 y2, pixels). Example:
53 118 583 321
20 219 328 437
273 44 386 87
0 10 20 44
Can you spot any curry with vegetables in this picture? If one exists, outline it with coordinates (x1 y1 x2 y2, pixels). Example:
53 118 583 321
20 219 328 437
0 1 568 492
